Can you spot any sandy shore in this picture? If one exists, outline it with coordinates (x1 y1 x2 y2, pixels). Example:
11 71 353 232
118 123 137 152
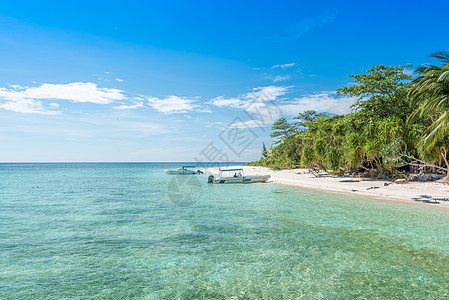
205 166 449 208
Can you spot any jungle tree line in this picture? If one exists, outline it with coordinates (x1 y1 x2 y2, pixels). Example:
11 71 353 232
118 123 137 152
248 50 449 180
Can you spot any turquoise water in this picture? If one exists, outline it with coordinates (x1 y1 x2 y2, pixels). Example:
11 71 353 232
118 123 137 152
1 163 449 299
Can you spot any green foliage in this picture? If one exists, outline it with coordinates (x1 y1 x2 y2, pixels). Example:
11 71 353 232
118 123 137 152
407 50 449 178
270 117 301 161
294 110 328 130
261 143 268 159
337 65 414 120
249 57 449 178
326 147 341 172
301 145 314 167
409 50 449 156
270 117 296 144
395 170 405 179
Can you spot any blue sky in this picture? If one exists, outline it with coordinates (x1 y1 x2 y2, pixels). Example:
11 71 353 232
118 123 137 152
0 0 448 162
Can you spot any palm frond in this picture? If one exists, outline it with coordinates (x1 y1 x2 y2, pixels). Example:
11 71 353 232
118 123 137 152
430 50 449 64
423 111 449 150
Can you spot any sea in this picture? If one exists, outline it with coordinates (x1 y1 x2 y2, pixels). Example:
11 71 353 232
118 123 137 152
1 162 449 299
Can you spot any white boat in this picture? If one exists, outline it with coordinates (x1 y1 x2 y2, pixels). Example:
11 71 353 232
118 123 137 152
164 166 203 175
207 168 270 184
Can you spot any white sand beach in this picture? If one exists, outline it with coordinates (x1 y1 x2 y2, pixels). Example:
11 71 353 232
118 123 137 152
206 166 449 208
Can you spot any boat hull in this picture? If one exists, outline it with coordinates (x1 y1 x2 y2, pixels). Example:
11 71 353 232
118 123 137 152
212 175 270 184
164 169 201 175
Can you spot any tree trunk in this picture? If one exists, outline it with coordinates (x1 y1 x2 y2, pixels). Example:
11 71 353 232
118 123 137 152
441 148 449 182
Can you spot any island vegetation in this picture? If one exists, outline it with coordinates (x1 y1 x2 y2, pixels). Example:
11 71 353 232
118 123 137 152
247 50 449 181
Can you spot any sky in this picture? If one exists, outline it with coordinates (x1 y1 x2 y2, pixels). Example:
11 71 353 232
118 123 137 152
0 0 448 162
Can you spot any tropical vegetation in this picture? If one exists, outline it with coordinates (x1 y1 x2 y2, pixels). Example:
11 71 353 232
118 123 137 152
248 50 449 181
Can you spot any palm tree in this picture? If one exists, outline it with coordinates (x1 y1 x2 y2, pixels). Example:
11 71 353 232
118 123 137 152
409 50 449 179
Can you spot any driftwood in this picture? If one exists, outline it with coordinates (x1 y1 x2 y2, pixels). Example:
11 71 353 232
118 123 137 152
306 154 448 180
400 154 449 173
307 168 321 177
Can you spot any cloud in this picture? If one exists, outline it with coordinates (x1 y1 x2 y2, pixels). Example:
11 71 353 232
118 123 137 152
113 102 144 110
204 121 225 128
247 86 290 101
272 63 296 69
208 86 290 110
208 96 245 108
279 91 358 116
282 12 337 41
25 82 125 104
0 97 60 115
0 82 126 112
266 75 292 82
0 81 209 115
115 78 123 82
113 97 145 110
0 82 126 114
146 95 197 114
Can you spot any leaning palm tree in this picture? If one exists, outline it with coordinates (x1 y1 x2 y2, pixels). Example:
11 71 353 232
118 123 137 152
409 50 449 180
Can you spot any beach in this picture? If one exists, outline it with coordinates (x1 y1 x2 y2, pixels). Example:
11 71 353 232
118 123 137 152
206 166 449 208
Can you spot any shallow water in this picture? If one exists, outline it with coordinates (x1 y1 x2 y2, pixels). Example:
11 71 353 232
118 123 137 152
1 163 449 298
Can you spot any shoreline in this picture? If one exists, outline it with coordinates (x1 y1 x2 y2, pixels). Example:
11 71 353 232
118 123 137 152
205 166 449 209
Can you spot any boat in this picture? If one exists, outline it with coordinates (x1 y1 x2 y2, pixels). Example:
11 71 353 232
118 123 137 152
207 168 270 184
164 166 203 175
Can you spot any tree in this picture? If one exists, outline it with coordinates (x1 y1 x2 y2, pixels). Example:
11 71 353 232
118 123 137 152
270 117 300 162
248 60 449 178
261 142 268 159
337 65 413 120
409 50 449 180
294 110 328 130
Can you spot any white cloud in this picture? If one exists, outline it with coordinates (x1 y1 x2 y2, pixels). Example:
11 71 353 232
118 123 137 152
0 97 60 115
208 96 245 108
247 86 290 101
113 97 144 110
7 84 22 89
113 102 144 110
266 75 292 82
146 95 197 114
204 121 225 128
0 82 126 114
208 86 290 110
279 91 359 116
22 82 125 104
196 108 213 113
272 63 296 69
115 78 123 82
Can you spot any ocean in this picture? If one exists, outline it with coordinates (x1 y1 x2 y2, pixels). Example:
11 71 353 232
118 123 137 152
1 162 449 298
